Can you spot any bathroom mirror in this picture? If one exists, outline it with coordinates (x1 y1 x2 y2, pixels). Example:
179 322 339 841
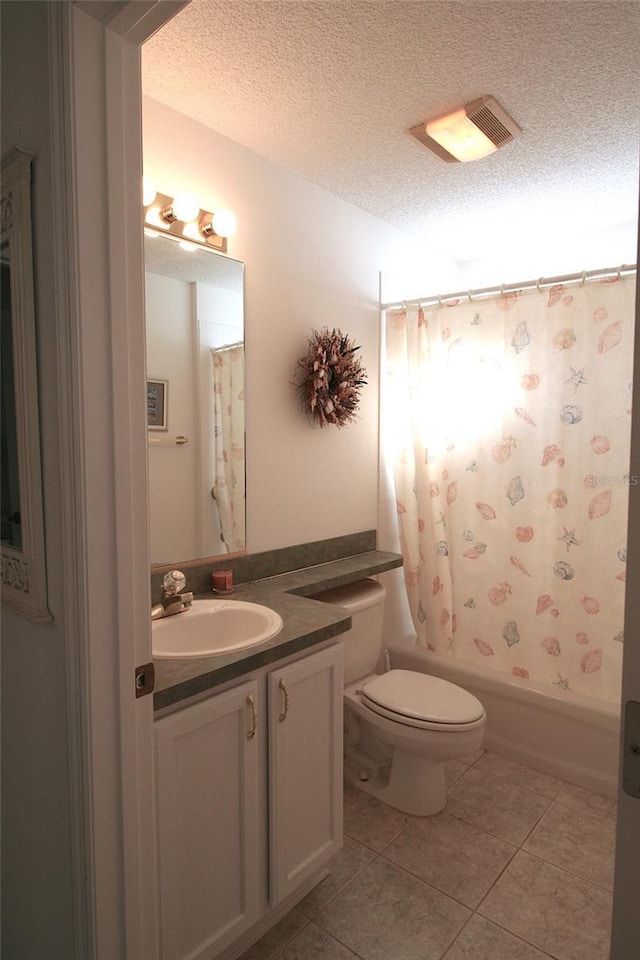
145 231 245 567
1 147 50 620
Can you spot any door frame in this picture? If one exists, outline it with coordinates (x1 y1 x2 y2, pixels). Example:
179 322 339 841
57 3 188 957
61 1 638 956
610 191 640 959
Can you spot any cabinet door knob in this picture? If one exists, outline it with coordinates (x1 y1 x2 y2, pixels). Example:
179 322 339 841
278 679 289 722
246 693 257 739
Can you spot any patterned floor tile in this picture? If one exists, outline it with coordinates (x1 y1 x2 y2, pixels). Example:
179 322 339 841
479 850 612 960
300 835 377 917
243 758 617 960
237 907 309 960
523 799 616 890
273 922 361 960
445 767 550 844
343 781 413 852
445 759 469 788
554 781 618 823
315 856 470 960
442 914 553 959
384 812 516 908
473 752 564 799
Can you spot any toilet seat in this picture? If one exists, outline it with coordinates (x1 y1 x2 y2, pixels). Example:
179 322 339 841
360 670 485 730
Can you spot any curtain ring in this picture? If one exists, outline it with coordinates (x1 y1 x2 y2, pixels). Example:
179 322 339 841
437 294 444 307
536 278 543 294
617 265 623 280
467 290 474 303
580 271 587 286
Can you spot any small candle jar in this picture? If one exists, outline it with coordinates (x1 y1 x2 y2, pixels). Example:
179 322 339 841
212 569 234 594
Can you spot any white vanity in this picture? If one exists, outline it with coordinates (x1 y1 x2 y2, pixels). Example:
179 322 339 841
154 640 343 960
149 533 402 960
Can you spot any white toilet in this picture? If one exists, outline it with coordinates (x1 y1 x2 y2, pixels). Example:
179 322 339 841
311 578 486 816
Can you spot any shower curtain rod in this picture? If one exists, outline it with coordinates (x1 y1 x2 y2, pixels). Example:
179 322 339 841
381 262 637 312
211 340 244 352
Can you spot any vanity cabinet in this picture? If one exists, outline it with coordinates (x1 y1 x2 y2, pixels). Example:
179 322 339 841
154 643 343 960
268 645 343 905
155 679 261 960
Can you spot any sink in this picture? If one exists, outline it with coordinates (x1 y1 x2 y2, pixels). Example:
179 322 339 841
152 599 284 658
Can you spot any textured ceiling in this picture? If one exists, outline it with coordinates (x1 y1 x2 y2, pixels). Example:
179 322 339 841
144 233 243 288
142 0 640 260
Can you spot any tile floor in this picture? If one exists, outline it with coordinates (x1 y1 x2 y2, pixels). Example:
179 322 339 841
240 750 617 960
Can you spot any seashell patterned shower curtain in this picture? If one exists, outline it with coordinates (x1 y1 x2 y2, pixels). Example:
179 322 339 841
384 275 636 702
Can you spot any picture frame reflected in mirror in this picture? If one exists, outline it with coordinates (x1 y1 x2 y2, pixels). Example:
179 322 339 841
147 378 168 431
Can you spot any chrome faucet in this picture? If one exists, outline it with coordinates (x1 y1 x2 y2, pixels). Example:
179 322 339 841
151 569 194 620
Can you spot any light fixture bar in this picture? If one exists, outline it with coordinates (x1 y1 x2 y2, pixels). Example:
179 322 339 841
143 190 231 253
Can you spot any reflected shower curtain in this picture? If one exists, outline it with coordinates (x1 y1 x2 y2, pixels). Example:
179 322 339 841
384 276 635 702
211 344 246 553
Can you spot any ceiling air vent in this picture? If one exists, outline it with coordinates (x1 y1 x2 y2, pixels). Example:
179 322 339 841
466 96 519 147
410 95 521 163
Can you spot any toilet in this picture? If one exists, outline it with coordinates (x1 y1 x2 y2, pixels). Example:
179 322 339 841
311 578 486 816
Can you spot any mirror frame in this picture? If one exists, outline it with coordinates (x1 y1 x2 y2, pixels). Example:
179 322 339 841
1 147 50 620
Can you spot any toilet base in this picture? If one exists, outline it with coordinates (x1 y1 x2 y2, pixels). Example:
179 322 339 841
344 742 447 816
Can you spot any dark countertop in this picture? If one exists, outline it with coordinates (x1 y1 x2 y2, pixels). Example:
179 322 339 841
153 550 403 710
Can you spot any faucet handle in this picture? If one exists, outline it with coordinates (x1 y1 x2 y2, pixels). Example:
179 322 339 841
162 569 186 597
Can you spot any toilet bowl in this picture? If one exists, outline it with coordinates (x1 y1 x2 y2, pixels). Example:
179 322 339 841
310 579 486 816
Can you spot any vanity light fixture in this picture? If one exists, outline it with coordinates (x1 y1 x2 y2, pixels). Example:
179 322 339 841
202 208 238 240
409 95 521 163
143 185 237 253
162 192 200 224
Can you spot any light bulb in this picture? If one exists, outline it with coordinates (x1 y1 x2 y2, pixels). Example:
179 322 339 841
172 193 200 223
211 209 237 238
178 239 198 252
142 176 156 207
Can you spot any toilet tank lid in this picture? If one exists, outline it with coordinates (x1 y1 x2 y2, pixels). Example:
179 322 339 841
362 669 484 724
307 578 385 612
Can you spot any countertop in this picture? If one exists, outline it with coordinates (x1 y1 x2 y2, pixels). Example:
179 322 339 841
153 549 402 710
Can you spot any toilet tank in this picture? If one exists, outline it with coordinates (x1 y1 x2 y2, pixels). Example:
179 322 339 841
309 578 386 684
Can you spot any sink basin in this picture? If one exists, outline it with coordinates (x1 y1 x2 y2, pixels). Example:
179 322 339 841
152 599 284 658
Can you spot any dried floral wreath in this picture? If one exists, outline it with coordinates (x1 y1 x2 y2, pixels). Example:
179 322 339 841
296 327 367 428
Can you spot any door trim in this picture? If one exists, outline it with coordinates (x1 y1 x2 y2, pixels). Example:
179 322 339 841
57 3 191 956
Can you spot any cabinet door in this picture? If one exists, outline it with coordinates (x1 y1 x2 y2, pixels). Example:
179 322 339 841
268 644 343 904
155 681 260 960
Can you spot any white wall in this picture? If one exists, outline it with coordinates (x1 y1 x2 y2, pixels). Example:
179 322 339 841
455 220 637 292
197 280 243 348
1 4 75 957
142 97 436 555
146 271 200 563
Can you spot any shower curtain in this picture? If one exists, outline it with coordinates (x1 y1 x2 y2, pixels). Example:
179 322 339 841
384 275 635 702
211 343 246 553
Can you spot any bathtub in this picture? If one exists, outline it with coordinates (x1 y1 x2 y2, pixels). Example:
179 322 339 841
387 637 621 798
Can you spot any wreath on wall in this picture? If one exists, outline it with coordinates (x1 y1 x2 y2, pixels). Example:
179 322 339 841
296 327 367 428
